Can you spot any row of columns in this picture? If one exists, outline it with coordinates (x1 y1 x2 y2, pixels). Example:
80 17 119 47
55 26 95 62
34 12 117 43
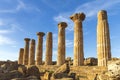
18 22 68 66
18 10 111 66
18 32 51 65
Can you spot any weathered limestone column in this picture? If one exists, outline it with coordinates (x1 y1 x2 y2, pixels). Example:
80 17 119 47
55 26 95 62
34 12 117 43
57 22 67 66
70 13 85 66
29 39 35 65
23 38 30 65
97 10 111 66
36 32 45 65
45 32 53 65
18 48 24 64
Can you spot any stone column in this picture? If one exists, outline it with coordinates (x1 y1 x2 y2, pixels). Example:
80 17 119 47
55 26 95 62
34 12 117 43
23 38 30 65
29 39 35 65
70 13 85 66
45 32 53 65
97 10 111 66
36 32 45 65
18 48 24 64
57 22 67 66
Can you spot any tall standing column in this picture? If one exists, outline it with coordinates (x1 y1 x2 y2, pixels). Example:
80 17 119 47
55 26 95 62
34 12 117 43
70 13 85 66
45 32 53 65
36 32 45 65
18 48 24 64
23 38 30 65
57 22 67 66
29 39 35 65
97 10 111 66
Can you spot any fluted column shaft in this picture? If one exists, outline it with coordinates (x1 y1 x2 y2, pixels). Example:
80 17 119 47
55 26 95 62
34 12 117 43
23 38 30 65
36 32 45 65
29 39 35 65
18 48 24 64
97 10 111 66
70 13 85 66
57 22 67 66
45 32 53 65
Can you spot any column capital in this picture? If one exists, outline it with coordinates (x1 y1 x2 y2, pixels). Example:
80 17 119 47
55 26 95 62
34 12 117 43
70 13 85 22
24 38 30 42
37 32 45 37
98 10 107 21
47 32 52 35
31 39 35 44
20 48 24 51
58 22 67 29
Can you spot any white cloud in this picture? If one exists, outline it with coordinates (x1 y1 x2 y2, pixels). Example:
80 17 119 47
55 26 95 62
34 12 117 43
0 19 23 34
66 39 73 48
0 30 12 34
75 0 120 18
0 35 16 45
0 0 41 13
54 15 74 31
0 18 31 37
0 20 4 26
0 0 25 13
0 51 18 61
16 0 26 11
54 0 120 31
52 50 57 61
0 19 18 45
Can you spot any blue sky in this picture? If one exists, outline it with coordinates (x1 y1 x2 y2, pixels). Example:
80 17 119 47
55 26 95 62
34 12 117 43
0 0 120 61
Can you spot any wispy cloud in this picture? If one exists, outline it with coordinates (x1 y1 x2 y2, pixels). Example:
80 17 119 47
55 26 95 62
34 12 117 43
0 19 17 45
16 0 26 11
0 18 32 37
0 20 4 26
0 35 16 45
0 0 41 13
54 0 120 31
54 14 73 31
75 0 120 18
0 19 20 34
0 0 25 13
0 51 18 61
0 30 12 34
0 18 30 46
66 39 73 48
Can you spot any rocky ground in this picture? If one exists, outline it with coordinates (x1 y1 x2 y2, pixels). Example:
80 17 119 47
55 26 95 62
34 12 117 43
0 59 120 80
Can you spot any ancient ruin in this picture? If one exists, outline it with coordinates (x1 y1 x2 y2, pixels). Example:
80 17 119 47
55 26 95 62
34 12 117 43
97 10 111 66
70 13 85 66
45 32 53 65
13 10 120 80
23 38 30 65
57 22 67 66
18 10 112 67
36 32 45 65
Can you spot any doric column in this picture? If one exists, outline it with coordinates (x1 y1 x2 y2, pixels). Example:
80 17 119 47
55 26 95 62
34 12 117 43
23 38 30 65
70 13 85 66
36 32 45 65
29 39 35 65
45 32 53 65
97 10 111 66
57 22 67 66
18 48 24 64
